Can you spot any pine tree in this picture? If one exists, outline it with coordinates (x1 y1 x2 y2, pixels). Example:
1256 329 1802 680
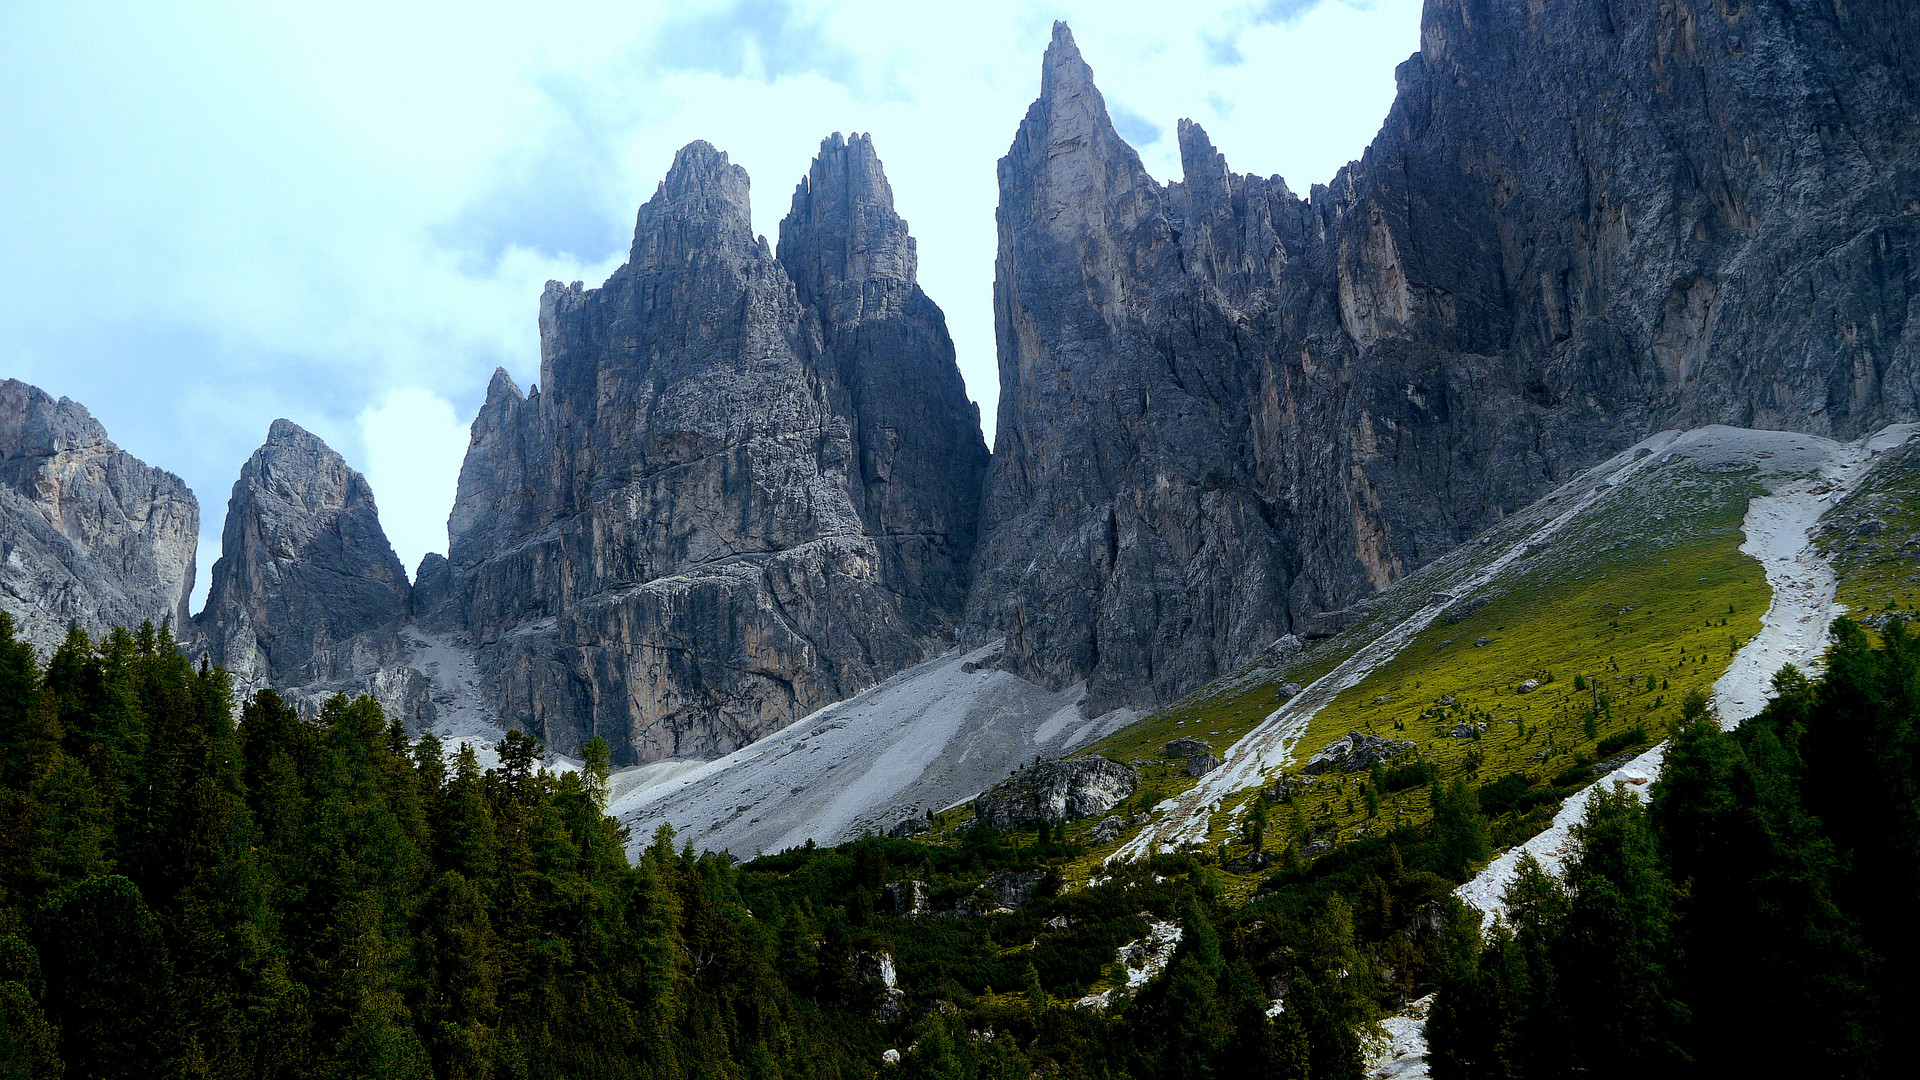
33 874 182 1079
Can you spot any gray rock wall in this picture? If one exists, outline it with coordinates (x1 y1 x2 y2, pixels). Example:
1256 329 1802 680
446 138 988 764
779 133 991 631
0 379 199 649
972 8 1920 714
194 419 417 719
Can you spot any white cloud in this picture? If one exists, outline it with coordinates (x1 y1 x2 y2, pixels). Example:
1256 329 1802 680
0 0 1422 615
357 387 472 581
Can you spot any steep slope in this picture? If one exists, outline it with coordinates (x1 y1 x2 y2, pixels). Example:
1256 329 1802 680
0 378 198 648
610 638 1135 857
195 419 423 721
1069 424 1917 874
445 138 987 764
973 8 1920 717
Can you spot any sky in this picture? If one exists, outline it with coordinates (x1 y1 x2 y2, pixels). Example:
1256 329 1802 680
0 0 1423 613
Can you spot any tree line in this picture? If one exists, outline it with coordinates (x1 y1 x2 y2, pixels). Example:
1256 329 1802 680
0 612 1537 1079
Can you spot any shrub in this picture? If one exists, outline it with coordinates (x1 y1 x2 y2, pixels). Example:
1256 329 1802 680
1595 727 1649 758
1380 759 1436 793
1476 773 1533 818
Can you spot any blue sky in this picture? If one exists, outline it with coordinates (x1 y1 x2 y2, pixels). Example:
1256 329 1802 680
0 0 1421 611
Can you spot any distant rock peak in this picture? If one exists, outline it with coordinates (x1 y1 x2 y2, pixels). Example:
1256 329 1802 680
778 132 918 324
484 366 524 405
196 421 410 692
970 0 1920 717
1175 119 1231 202
442 131 988 765
630 140 758 269
0 378 199 647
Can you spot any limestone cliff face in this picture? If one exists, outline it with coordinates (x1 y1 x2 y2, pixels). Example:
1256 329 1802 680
446 138 987 764
975 8 1920 713
0 379 198 648
778 133 991 627
195 420 418 717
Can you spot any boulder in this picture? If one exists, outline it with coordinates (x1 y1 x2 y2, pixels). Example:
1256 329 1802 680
1164 736 1212 757
881 879 929 917
981 869 1048 910
1185 753 1221 777
1301 731 1415 776
972 756 1137 832
886 817 929 839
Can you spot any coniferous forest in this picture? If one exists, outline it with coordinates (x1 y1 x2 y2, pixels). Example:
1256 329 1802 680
0 612 1480 1080
1427 618 1920 1079
2 610 1917 1079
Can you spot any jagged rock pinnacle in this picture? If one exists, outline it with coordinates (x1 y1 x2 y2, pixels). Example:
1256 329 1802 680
0 378 199 646
197 420 410 689
630 140 757 269
778 132 915 310
442 133 986 764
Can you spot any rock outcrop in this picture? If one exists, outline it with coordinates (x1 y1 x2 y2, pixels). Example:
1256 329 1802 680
444 137 988 764
1301 731 1415 776
971 11 1920 714
194 420 423 722
0 379 198 649
971 756 1137 832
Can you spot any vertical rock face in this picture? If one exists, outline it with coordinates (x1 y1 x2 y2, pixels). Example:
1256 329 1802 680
446 138 987 764
0 379 198 648
970 26 1298 714
779 133 992 631
976 10 1920 713
195 420 412 699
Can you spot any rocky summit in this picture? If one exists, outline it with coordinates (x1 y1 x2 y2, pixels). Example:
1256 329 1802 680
967 10 1920 716
441 137 988 764
0 379 198 648
194 419 426 725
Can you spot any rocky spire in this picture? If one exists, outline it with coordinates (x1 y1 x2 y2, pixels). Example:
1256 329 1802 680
997 21 1159 251
779 133 991 630
629 140 758 272
439 135 991 765
196 419 410 688
970 1 1920 721
446 366 532 573
0 379 199 648
778 132 916 320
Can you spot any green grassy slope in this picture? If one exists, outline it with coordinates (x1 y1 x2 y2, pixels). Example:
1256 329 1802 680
1071 456 1774 871
1819 438 1920 621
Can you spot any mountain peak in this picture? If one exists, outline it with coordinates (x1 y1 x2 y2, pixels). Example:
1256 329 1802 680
199 419 409 686
630 140 756 268
1038 20 1097 111
778 131 915 309
265 417 320 446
